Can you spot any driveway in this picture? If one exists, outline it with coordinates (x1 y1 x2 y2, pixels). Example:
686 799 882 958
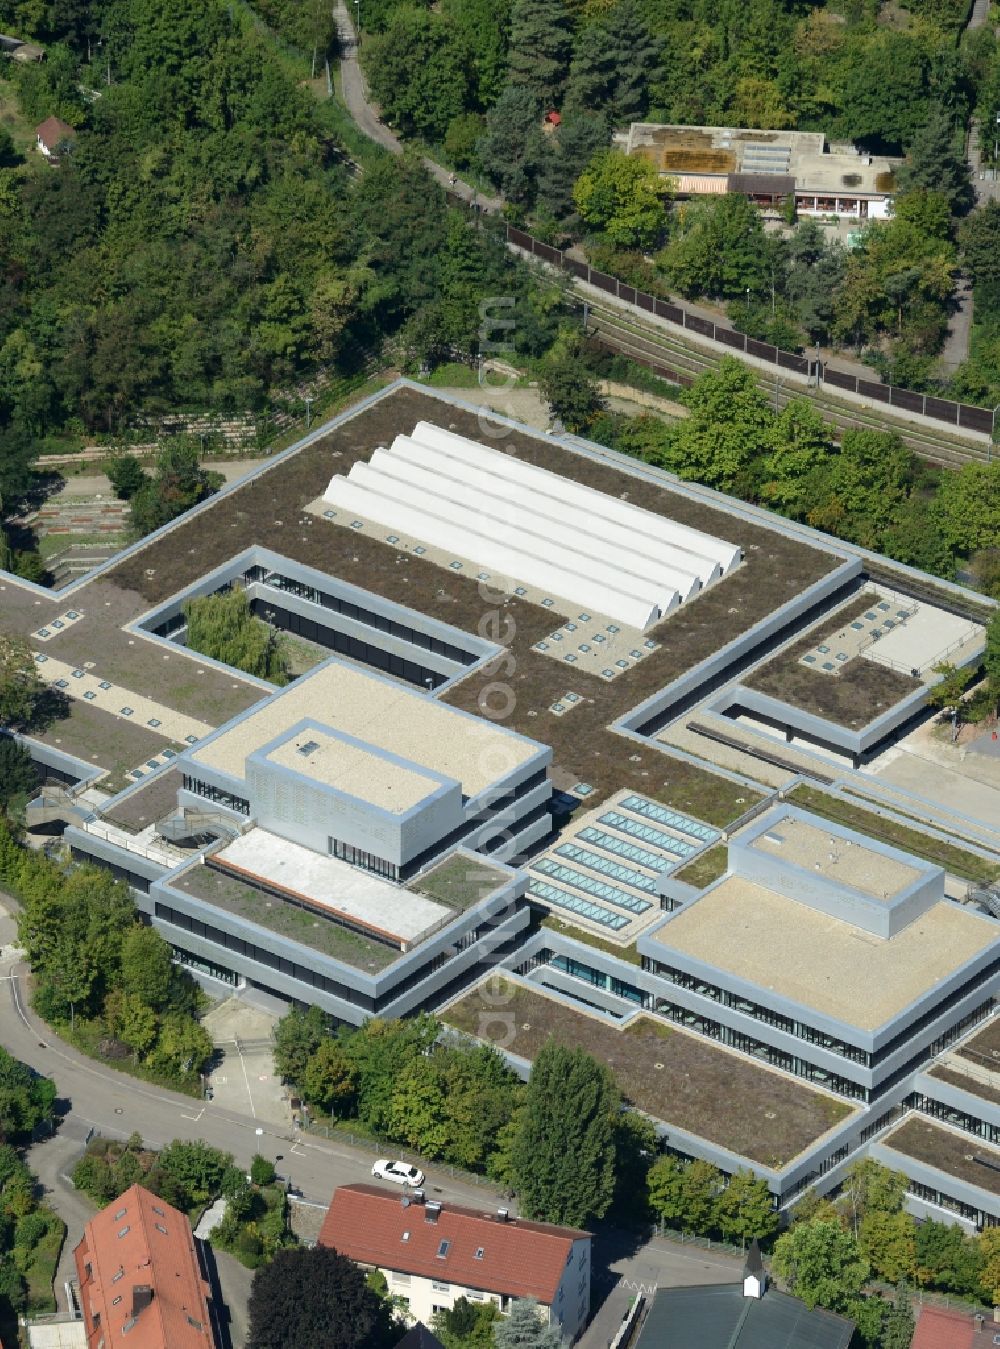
202 995 291 1128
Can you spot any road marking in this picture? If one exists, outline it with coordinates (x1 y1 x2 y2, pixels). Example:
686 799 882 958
181 1107 206 1123
233 1037 257 1120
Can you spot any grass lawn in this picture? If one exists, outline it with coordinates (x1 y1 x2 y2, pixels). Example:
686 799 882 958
673 845 729 890
444 976 854 1168
417 362 482 389
789 784 1000 883
410 854 507 909
172 864 401 971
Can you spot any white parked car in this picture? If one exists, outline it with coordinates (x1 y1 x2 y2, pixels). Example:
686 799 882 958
372 1159 425 1188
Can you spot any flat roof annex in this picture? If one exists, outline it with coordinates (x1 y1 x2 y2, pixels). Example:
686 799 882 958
188 657 546 801
751 815 922 900
644 877 997 1032
263 725 448 815
210 828 451 944
319 1184 587 1305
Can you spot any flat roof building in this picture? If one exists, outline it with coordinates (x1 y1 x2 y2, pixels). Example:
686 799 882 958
621 122 900 220
74 1184 216 1349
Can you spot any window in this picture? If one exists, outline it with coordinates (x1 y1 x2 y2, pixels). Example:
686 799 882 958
432 1281 450 1293
114 1208 127 1221
432 1305 448 1316
155 1223 168 1234
122 1318 137 1335
401 1232 410 1242
392 1273 411 1287
112 1297 123 1307
117 1226 130 1238
437 1240 451 1259
112 1270 124 1284
151 1206 165 1217
474 1248 485 1260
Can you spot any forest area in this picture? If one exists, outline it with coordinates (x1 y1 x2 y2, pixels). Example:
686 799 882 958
0 0 999 592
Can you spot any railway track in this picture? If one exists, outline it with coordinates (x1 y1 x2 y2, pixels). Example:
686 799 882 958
582 302 994 469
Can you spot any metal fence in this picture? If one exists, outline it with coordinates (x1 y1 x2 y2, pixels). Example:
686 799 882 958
505 226 997 439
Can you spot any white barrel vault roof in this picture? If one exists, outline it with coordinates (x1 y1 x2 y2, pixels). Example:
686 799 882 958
413 420 741 576
322 421 741 632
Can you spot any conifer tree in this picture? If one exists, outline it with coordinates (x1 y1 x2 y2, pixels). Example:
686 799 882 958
508 0 572 104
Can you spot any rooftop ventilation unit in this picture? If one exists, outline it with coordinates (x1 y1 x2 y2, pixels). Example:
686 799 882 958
426 1201 442 1223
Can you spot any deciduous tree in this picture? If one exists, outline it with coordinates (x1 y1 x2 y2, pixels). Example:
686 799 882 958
248 1245 397 1349
772 1220 869 1313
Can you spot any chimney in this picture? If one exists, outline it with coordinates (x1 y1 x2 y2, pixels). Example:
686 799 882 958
412 1190 425 1205
425 1201 442 1223
975 1313 985 1332
496 1208 509 1223
742 1240 766 1300
131 1285 153 1317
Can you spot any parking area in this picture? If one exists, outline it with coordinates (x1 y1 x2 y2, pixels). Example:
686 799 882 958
201 996 292 1128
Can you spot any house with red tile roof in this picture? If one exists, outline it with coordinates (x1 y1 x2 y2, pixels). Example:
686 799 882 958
911 1304 993 1349
34 116 74 159
73 1184 217 1349
319 1184 592 1341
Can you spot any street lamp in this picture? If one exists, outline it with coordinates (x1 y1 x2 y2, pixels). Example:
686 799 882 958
745 286 751 315
354 0 360 45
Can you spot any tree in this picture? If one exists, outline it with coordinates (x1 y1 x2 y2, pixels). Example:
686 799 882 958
247 1246 397 1349
647 1154 723 1235
477 86 544 205
760 401 834 515
507 0 572 104
0 1048 55 1143
273 1005 329 1085
535 115 609 223
363 10 472 142
978 1227 1000 1303
985 611 1000 712
120 924 174 1010
129 441 221 538
433 1296 500 1349
914 1218 982 1294
105 453 147 500
0 634 47 731
493 1299 564 1349
250 1154 276 1186
0 738 38 813
715 1171 779 1245
839 1159 909 1238
897 108 973 216
881 1285 915 1349
538 332 606 434
859 1211 916 1285
512 1040 618 1227
658 194 769 301
960 202 1000 291
934 462 1000 555
573 150 668 249
153 1140 233 1211
303 1041 357 1115
771 1220 869 1314
661 359 774 494
183 589 288 684
926 662 973 734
